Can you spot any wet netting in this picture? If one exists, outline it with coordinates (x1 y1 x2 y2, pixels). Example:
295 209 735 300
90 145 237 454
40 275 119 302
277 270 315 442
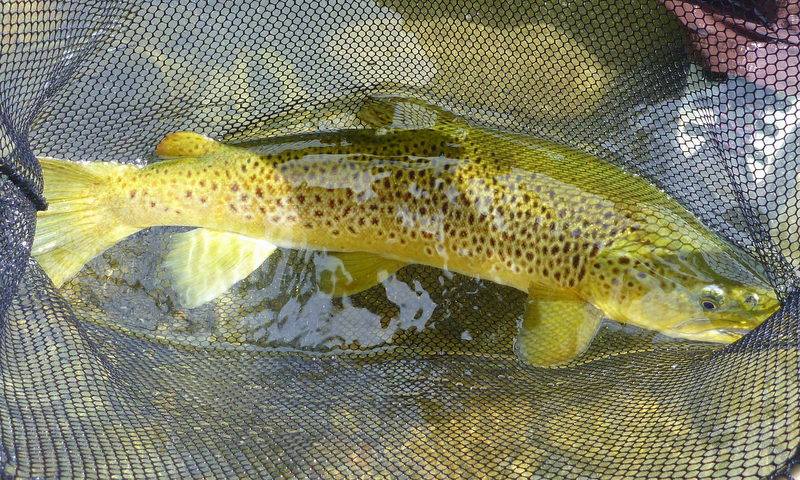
1 0 800 478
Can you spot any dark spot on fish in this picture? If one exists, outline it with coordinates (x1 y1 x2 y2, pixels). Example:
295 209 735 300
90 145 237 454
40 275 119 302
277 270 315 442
231 183 239 192
572 255 580 269
619 256 630 265
229 203 237 212
255 187 264 198
129 190 137 198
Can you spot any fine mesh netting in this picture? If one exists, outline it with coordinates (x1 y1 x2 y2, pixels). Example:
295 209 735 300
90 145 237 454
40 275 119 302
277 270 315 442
1 0 800 478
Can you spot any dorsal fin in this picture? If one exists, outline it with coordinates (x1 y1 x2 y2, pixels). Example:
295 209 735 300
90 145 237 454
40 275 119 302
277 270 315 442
356 96 468 131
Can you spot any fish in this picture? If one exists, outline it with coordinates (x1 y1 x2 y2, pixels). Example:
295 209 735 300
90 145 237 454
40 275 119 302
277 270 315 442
32 97 780 367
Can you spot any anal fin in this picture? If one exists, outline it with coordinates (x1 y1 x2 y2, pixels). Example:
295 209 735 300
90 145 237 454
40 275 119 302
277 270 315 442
515 294 603 367
317 251 406 296
163 228 277 308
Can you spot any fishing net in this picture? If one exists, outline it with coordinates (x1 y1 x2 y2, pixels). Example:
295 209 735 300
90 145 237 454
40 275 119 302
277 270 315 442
1 0 799 478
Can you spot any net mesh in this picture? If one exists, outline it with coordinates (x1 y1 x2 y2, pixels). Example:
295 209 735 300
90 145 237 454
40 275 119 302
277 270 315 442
1 0 799 478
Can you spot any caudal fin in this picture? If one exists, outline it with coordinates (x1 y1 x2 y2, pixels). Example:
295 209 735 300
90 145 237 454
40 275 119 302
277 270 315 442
32 158 141 287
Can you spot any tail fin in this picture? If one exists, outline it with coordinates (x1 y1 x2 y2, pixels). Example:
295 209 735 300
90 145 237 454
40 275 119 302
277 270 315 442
32 158 141 287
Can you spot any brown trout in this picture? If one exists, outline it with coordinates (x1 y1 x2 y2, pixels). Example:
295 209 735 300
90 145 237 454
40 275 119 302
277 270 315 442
32 98 779 366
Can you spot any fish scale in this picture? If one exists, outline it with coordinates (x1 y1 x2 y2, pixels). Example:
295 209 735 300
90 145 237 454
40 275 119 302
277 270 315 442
126 129 637 297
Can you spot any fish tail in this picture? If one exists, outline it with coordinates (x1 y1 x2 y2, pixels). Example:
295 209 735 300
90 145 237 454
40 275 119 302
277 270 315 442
32 158 141 287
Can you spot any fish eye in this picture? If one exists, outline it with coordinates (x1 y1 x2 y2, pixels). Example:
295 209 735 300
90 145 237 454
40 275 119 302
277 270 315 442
701 300 717 311
700 285 725 311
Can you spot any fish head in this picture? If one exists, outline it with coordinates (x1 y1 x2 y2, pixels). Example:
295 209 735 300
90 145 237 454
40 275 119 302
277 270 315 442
660 278 780 342
599 246 780 343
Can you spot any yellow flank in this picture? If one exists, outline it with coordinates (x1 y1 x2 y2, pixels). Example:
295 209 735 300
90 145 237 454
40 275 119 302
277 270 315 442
32 98 780 367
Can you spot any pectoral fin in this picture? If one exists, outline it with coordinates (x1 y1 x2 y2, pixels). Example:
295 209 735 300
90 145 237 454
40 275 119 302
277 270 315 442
155 131 223 158
317 251 407 296
163 228 277 308
515 295 603 367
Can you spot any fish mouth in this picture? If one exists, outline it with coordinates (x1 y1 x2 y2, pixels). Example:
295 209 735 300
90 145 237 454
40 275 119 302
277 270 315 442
663 319 751 343
717 328 750 336
664 329 744 343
